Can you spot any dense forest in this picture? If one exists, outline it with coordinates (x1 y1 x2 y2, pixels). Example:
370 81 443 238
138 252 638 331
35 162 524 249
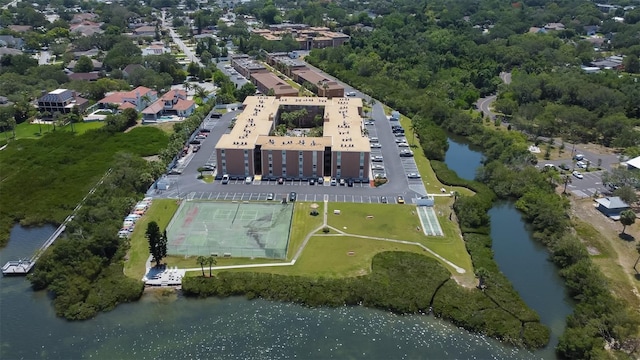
303 0 640 357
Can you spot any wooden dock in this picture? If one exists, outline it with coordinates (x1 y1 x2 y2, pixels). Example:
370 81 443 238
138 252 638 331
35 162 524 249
2 168 113 276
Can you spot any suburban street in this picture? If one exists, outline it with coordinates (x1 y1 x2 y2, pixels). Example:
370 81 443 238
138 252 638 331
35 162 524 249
162 11 202 66
476 71 511 120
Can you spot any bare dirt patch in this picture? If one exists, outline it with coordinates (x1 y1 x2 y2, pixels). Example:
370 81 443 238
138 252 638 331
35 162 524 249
570 197 640 309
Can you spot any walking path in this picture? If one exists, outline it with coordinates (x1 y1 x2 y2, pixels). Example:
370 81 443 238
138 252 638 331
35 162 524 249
176 197 464 275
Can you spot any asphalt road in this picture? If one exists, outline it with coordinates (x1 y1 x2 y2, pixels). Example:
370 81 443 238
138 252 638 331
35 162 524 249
476 71 511 120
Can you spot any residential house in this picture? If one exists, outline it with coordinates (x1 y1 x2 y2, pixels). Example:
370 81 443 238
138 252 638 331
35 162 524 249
132 26 157 37
584 25 600 36
142 44 170 56
0 47 23 56
626 156 640 171
67 59 103 72
0 35 24 49
591 55 624 70
72 48 100 59
37 89 89 118
98 86 157 111
68 72 100 81
544 23 565 31
141 89 196 122
70 21 104 37
595 197 630 220
528 27 547 34
8 25 32 33
122 64 144 78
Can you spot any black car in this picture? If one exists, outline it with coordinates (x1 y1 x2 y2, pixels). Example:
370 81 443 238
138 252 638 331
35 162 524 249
189 140 201 145
289 192 297 202
347 179 354 187
309 178 315 185
381 196 388 204
200 128 211 133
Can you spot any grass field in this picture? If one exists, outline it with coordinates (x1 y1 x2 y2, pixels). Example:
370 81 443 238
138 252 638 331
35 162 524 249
0 121 105 141
326 202 474 277
286 202 324 259
124 199 180 280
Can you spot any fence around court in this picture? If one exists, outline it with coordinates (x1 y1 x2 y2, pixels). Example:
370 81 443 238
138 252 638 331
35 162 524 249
166 200 293 260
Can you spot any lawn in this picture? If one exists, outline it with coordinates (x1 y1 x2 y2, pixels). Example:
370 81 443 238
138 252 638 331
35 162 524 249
229 236 426 278
124 199 180 280
0 121 105 141
286 202 324 260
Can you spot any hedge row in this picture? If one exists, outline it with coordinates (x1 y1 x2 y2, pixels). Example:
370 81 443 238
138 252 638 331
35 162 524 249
183 250 549 349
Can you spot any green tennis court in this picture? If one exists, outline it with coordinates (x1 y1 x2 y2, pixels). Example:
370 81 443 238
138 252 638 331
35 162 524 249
166 201 294 259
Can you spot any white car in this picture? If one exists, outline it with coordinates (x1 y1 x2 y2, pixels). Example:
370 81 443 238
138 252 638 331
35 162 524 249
572 171 584 179
370 143 382 148
369 137 379 142
407 173 421 179
398 142 409 147
346 91 356 96
372 165 385 170
372 156 384 162
395 138 407 143
365 121 375 125
245 176 252 184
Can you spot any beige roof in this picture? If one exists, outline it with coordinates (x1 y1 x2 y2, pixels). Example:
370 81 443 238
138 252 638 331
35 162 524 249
216 96 367 152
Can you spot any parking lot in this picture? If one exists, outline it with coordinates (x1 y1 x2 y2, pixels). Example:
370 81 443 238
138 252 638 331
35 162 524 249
186 191 411 204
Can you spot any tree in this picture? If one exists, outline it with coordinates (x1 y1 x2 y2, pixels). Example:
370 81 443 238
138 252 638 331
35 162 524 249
476 267 490 290
74 56 94 73
624 55 639 74
620 210 636 235
206 255 216 277
634 242 640 274
197 255 206 277
614 186 638 205
146 221 167 267
562 174 573 194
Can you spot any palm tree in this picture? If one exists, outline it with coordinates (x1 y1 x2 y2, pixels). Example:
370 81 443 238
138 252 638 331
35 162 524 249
196 256 207 277
140 94 152 108
634 242 640 273
620 210 636 235
206 255 216 277
562 174 572 194
183 81 192 93
194 86 209 100
476 267 490 290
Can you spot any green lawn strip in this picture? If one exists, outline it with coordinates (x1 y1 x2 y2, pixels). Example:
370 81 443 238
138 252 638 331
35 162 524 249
228 236 426 278
124 199 180 280
0 121 105 140
179 257 285 276
286 202 324 260
326 202 474 276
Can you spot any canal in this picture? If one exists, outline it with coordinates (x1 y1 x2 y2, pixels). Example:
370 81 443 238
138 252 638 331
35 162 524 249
445 136 574 357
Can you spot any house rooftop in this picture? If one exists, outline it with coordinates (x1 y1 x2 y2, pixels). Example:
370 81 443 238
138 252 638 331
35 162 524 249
595 196 629 209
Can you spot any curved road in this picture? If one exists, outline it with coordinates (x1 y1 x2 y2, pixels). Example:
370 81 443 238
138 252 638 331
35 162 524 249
476 72 511 120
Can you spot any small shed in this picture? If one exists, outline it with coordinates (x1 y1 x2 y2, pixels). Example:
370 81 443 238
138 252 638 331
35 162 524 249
595 196 630 220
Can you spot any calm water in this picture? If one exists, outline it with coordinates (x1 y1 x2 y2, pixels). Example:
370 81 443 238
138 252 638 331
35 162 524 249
0 138 571 359
0 227 540 359
445 136 484 181
445 137 573 358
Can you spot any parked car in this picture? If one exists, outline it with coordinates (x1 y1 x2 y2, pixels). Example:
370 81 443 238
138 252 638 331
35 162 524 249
369 137 379 142
339 178 346 186
407 173 421 179
572 171 584 179
399 150 414 157
200 128 211 133
347 179 354 187
395 138 407 143
245 176 252 184
574 154 584 161
380 196 388 204
221 174 230 184
289 192 297 202
202 164 215 171
372 164 384 170
559 163 571 171
189 140 201 145
330 177 337 186
318 177 324 185
370 143 382 148
267 193 275 201
308 178 315 185
365 121 375 125
346 91 356 96
398 142 409 147
372 156 384 162
397 196 405 204
576 161 586 169
278 177 284 184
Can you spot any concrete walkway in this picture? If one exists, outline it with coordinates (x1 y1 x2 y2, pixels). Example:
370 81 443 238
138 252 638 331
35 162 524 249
178 196 465 275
